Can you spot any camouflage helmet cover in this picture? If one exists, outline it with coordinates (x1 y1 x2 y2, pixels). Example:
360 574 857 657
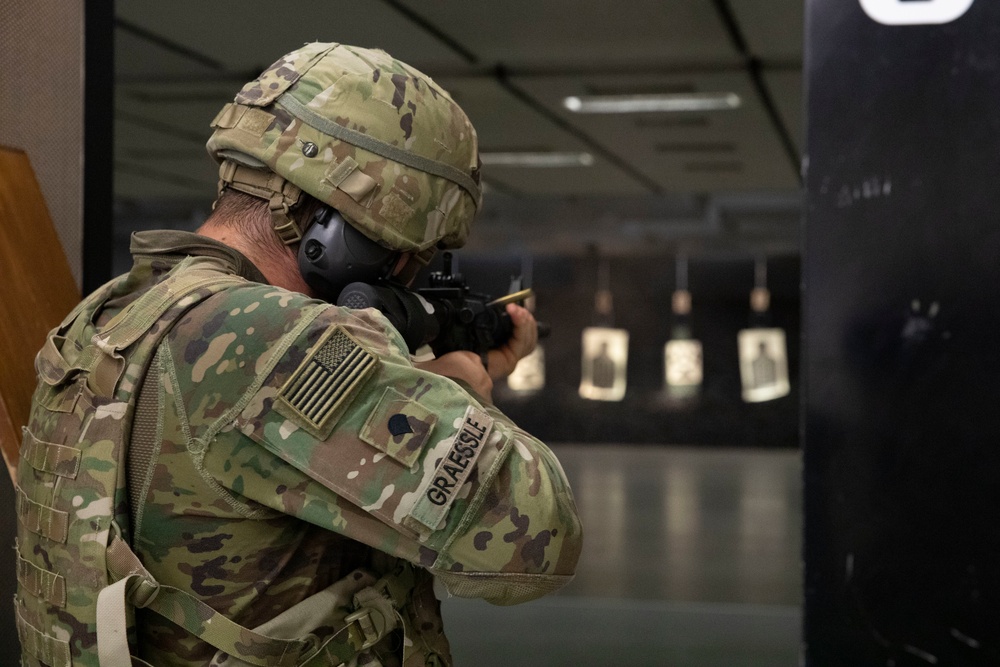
207 43 482 252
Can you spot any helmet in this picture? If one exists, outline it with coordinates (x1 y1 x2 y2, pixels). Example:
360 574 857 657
206 42 482 253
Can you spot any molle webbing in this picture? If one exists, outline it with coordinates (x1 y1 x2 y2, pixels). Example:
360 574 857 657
16 486 68 543
17 550 66 607
20 427 81 478
17 598 71 667
15 262 245 667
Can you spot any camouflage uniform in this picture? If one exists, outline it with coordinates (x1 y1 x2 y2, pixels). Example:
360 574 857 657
15 42 582 667
15 228 581 666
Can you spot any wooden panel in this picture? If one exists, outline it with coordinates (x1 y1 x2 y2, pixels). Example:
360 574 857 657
0 147 80 478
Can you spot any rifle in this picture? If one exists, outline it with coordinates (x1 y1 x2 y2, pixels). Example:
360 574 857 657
337 252 545 357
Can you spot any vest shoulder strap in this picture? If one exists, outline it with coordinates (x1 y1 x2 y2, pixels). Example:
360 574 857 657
101 533 411 667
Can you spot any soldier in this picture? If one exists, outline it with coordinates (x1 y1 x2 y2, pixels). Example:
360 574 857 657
15 43 582 667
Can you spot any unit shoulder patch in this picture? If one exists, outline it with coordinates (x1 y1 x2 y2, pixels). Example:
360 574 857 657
275 325 379 438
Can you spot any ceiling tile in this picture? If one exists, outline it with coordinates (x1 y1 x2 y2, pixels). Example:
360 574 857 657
395 0 741 70
728 0 804 63
114 164 215 200
115 28 220 80
115 108 218 201
763 69 804 157
116 82 237 140
511 71 800 192
115 0 471 77
437 77 649 196
112 1 806 255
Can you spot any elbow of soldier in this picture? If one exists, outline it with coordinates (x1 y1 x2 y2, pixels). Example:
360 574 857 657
432 501 583 606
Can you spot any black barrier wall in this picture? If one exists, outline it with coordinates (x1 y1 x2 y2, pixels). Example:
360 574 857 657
805 0 1000 663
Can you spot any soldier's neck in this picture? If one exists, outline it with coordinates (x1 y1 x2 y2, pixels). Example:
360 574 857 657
196 222 316 298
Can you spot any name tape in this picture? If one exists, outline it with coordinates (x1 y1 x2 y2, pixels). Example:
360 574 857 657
406 405 494 532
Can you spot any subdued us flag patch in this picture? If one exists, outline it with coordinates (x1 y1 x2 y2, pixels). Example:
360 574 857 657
276 325 378 438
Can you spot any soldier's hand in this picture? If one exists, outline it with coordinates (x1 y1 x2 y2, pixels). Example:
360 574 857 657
415 350 494 403
486 304 538 381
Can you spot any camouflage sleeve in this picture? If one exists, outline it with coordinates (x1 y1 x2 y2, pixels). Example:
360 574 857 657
213 298 582 605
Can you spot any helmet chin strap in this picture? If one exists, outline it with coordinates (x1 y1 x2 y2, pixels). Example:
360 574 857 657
393 247 436 285
216 160 306 244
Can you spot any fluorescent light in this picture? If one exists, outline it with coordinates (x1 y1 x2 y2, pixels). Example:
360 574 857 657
480 151 595 168
563 92 742 114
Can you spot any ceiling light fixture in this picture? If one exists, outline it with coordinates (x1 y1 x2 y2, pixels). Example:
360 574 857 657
563 92 742 114
479 151 595 167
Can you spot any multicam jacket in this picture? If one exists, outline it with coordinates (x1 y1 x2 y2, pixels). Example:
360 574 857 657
16 230 582 667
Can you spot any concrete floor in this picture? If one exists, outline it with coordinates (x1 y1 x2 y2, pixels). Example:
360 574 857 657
441 444 803 666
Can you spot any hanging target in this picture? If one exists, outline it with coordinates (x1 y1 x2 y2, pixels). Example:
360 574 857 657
665 338 703 396
737 327 790 403
579 326 629 401
507 345 546 393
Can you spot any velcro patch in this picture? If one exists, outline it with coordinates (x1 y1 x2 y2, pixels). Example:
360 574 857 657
237 108 275 136
379 192 415 230
276 326 378 438
405 405 493 533
360 388 436 468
